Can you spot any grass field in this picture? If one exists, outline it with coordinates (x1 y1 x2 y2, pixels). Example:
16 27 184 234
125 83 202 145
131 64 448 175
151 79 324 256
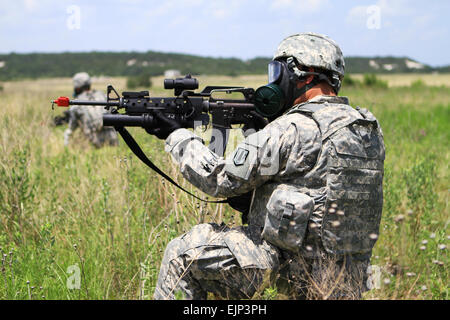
0 74 448 300
350 73 450 87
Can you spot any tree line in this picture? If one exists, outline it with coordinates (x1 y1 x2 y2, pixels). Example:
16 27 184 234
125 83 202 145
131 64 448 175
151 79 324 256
0 51 445 80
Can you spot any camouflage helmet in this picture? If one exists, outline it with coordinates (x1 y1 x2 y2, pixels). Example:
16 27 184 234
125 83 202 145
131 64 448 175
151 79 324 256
273 32 345 78
72 72 91 89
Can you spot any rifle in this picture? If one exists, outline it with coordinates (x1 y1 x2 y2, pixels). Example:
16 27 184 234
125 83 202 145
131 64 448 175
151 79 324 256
52 75 265 204
52 75 262 156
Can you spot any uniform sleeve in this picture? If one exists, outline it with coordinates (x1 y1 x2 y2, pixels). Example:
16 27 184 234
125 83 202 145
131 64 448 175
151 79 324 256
67 107 80 132
164 115 310 198
64 107 80 146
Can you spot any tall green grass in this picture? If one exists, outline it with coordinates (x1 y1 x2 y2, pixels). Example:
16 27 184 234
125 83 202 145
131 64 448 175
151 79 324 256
0 77 448 299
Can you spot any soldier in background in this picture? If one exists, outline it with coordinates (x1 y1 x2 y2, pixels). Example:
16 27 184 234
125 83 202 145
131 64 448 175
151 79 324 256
151 33 385 300
64 72 118 148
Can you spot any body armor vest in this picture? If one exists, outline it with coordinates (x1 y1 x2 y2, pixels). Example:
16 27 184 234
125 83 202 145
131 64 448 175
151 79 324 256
286 101 385 255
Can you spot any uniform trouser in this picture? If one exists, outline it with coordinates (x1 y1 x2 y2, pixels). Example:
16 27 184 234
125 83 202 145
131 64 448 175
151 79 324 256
153 223 279 300
153 223 370 300
90 127 119 148
85 127 119 148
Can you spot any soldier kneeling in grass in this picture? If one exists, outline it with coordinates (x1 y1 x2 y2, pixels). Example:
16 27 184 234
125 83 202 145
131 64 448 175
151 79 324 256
63 72 118 148
150 33 385 300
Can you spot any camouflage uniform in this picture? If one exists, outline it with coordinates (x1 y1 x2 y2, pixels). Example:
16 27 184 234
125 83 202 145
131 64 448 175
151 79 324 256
64 89 119 148
154 95 385 300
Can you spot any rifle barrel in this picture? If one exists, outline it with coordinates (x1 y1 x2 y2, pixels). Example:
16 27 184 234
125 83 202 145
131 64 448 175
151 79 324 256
70 100 120 107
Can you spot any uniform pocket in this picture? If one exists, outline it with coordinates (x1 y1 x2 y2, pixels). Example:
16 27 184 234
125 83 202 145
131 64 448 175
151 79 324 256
261 185 313 252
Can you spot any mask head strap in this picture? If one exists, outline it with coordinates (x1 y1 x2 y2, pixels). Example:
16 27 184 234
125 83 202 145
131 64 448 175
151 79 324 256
286 57 341 95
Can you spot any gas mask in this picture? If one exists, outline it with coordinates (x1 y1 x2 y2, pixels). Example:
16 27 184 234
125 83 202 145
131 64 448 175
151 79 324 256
254 57 327 118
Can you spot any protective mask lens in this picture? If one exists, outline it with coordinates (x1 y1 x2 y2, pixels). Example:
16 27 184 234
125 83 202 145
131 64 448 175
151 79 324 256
268 61 283 84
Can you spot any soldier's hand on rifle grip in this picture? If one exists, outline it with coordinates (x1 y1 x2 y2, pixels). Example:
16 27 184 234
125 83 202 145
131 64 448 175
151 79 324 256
242 111 269 137
145 111 182 140
227 191 253 224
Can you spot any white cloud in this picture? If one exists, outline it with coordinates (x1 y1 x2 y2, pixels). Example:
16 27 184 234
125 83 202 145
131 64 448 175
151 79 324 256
346 5 367 26
145 2 177 18
207 0 242 20
24 0 38 11
143 0 241 21
376 0 414 16
271 0 292 8
270 0 329 14
0 0 58 27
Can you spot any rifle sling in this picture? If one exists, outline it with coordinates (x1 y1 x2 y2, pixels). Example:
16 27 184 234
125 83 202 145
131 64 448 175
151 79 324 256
115 126 228 204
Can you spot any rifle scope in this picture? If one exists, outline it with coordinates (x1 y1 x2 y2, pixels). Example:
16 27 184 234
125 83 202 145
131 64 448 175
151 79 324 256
164 75 199 93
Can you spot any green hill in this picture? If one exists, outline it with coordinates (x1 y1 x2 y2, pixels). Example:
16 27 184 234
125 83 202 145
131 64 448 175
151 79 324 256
0 51 447 80
345 56 435 73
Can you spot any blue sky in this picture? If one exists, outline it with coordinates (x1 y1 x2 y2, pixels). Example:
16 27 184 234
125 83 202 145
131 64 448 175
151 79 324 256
0 0 448 66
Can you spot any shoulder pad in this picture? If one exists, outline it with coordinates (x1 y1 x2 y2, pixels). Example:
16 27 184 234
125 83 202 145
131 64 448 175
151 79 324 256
287 103 327 115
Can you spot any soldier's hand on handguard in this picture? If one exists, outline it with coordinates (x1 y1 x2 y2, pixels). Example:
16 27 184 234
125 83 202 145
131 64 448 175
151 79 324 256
145 111 182 140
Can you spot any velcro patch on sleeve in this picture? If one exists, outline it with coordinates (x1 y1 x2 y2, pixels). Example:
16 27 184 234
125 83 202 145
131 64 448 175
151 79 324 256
225 144 258 180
